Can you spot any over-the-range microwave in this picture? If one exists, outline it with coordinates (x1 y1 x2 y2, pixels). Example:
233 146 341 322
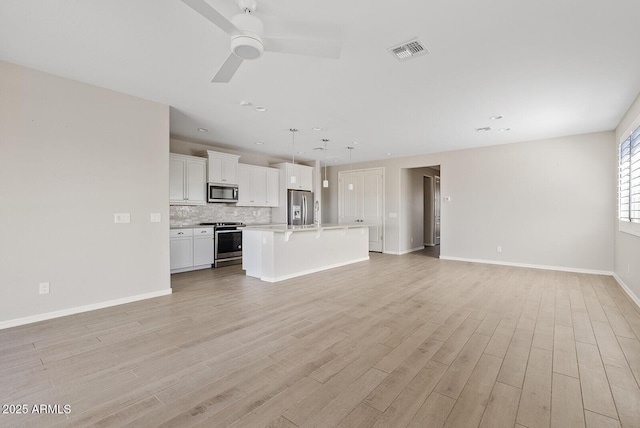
208 183 238 203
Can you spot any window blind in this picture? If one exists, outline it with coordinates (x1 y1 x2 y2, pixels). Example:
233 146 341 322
620 124 640 223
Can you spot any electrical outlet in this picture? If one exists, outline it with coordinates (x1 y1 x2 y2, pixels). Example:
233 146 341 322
496 246 502 253
150 213 161 223
39 282 50 294
114 213 131 223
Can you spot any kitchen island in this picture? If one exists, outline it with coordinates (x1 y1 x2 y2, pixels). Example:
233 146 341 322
242 224 369 282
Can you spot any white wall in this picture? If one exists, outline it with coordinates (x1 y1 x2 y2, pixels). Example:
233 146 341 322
0 61 171 326
325 131 615 272
614 92 640 303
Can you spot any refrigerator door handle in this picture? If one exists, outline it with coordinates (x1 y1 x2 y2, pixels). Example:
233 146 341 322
302 195 307 224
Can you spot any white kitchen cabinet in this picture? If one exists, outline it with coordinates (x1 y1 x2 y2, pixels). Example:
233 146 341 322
265 167 279 207
170 229 194 270
275 162 313 191
206 150 240 184
237 164 279 207
170 154 207 205
170 227 214 273
193 228 215 266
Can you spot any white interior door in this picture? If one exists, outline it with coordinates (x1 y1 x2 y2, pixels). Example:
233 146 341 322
339 168 384 252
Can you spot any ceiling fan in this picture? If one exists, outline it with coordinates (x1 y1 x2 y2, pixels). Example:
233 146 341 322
181 0 342 83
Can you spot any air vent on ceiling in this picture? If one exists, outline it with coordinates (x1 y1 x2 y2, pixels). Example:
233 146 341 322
389 38 429 62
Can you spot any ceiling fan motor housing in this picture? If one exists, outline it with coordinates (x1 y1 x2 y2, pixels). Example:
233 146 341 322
231 13 264 60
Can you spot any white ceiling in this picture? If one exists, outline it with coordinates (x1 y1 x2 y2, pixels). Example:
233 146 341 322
2 0 640 165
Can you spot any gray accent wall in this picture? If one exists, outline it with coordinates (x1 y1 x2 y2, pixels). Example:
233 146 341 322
0 61 171 324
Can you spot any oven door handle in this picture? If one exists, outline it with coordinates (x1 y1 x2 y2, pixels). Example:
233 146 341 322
215 229 240 233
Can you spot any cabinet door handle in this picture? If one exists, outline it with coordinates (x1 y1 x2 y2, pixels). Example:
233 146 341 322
201 230 207 233
178 232 184 235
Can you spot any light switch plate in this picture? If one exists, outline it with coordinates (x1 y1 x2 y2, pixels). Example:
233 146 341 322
39 282 50 294
150 213 161 223
114 213 131 223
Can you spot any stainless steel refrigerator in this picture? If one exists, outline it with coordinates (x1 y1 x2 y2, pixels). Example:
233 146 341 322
288 190 314 225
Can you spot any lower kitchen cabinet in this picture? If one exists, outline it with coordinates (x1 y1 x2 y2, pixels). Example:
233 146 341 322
170 227 214 273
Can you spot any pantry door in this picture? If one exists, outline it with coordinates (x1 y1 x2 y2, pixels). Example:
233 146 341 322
338 168 384 252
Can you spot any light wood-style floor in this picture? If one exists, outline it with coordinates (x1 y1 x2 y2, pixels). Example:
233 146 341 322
2 251 640 427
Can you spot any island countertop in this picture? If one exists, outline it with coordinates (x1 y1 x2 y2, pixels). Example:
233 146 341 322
242 223 368 232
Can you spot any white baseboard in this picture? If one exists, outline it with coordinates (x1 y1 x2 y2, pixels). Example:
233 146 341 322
0 289 173 330
262 256 370 283
438 256 614 276
398 246 426 255
613 273 640 310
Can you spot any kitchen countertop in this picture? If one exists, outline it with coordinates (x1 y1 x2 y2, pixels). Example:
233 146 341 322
169 225 215 230
242 223 369 232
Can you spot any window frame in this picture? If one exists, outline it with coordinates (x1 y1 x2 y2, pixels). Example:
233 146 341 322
619 121 640 237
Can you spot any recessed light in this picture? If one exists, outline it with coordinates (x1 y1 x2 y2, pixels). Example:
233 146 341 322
353 141 360 145
500 128 511 132
240 101 252 107
386 152 393 156
490 115 503 120
312 127 322 131
254 141 264 145
197 128 209 132
475 127 491 132
297 151 305 154
255 106 267 112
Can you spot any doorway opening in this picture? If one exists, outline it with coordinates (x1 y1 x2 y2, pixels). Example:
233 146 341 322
418 166 440 258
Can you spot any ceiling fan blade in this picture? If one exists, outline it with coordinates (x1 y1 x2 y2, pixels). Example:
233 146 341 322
212 53 244 83
263 38 342 59
181 0 240 36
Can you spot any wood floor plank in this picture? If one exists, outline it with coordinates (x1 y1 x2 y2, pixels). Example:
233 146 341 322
406 392 456 428
585 410 621 428
550 372 584 428
591 320 630 369
373 360 448 428
478 381 521 428
603 305 638 339
442 353 503 428
431 318 482 366
298 367 388 428
337 403 382 428
572 309 597 345
575 341 618 419
617 336 640 386
604 363 640 428
516 347 552 428
373 322 440 374
434 333 491 399
497 327 534 388
365 338 444 411
553 324 579 378
532 310 555 351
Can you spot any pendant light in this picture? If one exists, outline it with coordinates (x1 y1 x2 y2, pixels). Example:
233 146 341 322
322 138 329 188
347 146 354 190
289 128 298 184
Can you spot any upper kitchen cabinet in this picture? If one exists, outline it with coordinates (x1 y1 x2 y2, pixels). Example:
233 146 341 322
275 162 313 191
206 150 240 184
170 153 207 205
237 164 279 207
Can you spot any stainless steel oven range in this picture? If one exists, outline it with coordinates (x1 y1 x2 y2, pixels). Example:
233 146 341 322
200 222 245 267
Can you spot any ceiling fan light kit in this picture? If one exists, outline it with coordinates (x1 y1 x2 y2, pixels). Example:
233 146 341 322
230 13 264 60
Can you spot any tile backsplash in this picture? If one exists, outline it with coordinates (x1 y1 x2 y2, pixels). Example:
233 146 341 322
170 204 272 227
